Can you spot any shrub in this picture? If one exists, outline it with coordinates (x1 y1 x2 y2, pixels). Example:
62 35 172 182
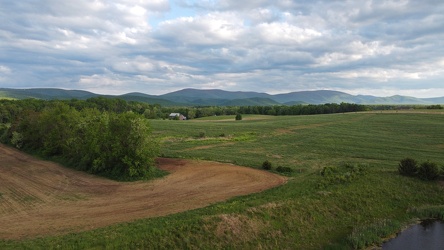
11 131 23 149
235 114 242 121
426 105 443 109
198 131 206 138
418 161 440 181
398 158 418 176
320 166 337 176
276 166 293 173
346 219 400 249
319 164 367 187
262 160 272 170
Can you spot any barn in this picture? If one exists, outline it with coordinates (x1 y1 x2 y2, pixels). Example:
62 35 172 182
169 113 186 120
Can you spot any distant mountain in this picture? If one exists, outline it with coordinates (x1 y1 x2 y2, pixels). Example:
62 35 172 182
160 88 271 101
221 97 281 106
422 96 444 104
0 88 95 100
366 95 429 104
117 93 182 106
1 87 443 106
272 90 358 104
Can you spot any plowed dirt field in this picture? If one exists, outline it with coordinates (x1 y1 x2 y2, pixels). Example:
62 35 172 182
0 144 286 239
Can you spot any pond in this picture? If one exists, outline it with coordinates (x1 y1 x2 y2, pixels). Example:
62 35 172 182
382 220 444 250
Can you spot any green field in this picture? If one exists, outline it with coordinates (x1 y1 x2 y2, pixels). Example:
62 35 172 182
2 111 444 249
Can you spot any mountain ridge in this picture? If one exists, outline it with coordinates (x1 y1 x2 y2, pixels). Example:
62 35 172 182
1 88 443 106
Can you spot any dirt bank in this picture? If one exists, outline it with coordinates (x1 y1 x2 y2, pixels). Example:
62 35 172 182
0 144 286 239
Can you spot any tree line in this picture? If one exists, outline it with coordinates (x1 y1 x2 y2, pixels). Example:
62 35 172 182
1 98 367 123
0 99 159 180
162 102 367 119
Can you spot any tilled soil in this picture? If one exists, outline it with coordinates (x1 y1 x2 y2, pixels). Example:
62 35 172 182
0 144 286 239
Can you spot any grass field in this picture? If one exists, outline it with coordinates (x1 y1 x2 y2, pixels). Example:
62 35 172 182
1 111 444 249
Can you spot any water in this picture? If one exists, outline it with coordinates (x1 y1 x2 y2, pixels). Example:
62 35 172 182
382 220 444 250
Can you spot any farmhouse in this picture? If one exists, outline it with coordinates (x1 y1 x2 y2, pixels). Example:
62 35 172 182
169 113 186 120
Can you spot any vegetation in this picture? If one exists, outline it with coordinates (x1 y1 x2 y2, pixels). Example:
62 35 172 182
1 98 367 123
319 163 367 187
262 160 272 170
417 161 440 181
398 158 441 181
346 219 401 249
1 106 444 249
0 100 160 180
426 104 443 109
235 113 242 120
276 166 293 173
398 158 418 176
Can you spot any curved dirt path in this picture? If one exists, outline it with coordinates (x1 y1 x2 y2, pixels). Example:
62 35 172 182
0 144 286 240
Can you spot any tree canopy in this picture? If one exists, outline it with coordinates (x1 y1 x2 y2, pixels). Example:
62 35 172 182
1 100 159 180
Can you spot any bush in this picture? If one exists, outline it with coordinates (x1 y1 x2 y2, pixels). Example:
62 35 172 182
262 160 272 170
418 161 440 181
276 166 293 173
235 114 242 121
398 158 418 176
320 166 337 176
319 164 367 187
198 131 206 138
346 219 400 249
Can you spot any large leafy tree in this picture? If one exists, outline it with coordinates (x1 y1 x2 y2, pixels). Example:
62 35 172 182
111 112 159 177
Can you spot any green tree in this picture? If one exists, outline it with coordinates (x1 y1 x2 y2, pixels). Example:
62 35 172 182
262 160 272 170
107 112 159 177
38 102 80 156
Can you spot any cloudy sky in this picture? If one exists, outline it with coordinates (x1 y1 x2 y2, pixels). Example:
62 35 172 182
1 0 443 97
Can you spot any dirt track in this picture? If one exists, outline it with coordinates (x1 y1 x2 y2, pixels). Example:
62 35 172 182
0 144 286 239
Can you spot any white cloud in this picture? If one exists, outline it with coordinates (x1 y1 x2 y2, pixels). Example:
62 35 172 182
256 22 322 45
0 66 12 74
0 0 444 97
157 12 245 45
316 41 396 66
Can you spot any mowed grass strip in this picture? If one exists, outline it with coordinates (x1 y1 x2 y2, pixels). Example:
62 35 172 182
1 112 444 249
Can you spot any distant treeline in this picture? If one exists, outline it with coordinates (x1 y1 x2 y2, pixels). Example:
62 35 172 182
0 98 367 123
162 102 367 119
5 98 440 124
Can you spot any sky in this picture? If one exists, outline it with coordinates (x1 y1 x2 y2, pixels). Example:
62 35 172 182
1 0 444 98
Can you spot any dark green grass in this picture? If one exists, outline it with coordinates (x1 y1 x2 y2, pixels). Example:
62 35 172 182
2 112 444 249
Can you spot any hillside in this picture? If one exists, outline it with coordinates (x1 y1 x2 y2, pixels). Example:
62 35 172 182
1 87 443 105
0 88 95 100
272 90 358 104
160 88 271 100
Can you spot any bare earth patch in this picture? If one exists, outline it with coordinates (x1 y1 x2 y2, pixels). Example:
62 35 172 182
0 144 286 240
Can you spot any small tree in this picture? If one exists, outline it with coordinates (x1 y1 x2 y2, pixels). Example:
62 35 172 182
235 114 242 121
418 161 440 181
262 160 272 170
398 158 418 176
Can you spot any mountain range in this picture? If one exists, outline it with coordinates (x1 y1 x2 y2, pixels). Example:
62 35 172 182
1 88 443 106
